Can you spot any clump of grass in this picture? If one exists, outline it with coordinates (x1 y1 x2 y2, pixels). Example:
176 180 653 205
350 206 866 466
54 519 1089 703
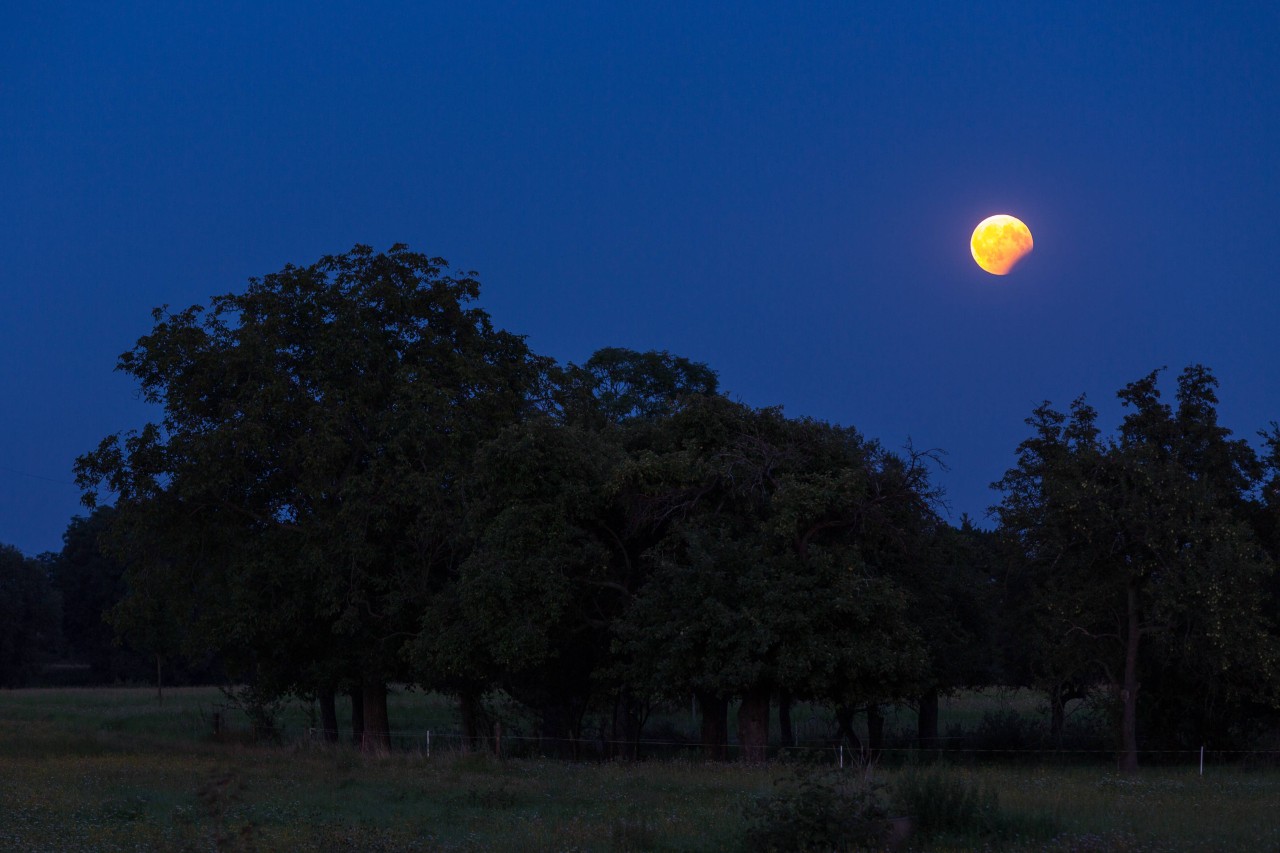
895 766 1000 836
742 763 889 852
893 766 1061 847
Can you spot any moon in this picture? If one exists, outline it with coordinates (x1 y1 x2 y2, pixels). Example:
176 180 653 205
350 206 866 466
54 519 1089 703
970 214 1033 275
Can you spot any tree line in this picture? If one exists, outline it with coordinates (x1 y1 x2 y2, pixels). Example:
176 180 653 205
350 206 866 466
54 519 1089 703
9 245 1277 769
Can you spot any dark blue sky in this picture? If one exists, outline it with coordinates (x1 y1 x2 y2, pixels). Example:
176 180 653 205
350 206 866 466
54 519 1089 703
3 2 1277 555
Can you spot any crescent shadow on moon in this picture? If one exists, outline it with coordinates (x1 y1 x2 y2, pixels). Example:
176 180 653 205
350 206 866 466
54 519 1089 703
971 214 1033 275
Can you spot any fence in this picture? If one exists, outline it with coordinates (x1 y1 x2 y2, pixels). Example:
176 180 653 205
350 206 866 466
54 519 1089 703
194 697 1280 772
288 723 1280 772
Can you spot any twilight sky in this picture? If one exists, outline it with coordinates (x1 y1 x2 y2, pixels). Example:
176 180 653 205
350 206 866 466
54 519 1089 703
2 2 1277 555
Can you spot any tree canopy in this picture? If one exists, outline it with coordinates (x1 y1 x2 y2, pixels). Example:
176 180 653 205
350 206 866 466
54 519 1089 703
994 366 1279 769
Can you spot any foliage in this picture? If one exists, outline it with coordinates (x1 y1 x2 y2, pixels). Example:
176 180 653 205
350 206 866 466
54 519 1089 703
75 244 546 746
743 764 889 852
218 684 286 743
0 544 61 686
616 397 934 759
48 508 155 683
559 345 720 426
993 365 1279 768
409 416 625 745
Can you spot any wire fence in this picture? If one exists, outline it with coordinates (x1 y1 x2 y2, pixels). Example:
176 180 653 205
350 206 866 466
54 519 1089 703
271 724 1280 772
194 699 1280 771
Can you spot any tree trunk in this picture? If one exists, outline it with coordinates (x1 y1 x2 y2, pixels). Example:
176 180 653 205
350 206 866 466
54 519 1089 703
459 690 481 751
1049 685 1067 748
1119 581 1142 773
834 705 863 752
867 703 885 760
319 690 339 743
778 690 795 748
917 688 939 750
349 687 365 747
612 689 643 760
540 701 573 759
695 690 729 761
737 687 770 763
361 681 392 754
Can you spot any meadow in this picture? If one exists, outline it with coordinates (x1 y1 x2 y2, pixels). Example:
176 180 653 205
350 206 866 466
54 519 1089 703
0 686 1277 851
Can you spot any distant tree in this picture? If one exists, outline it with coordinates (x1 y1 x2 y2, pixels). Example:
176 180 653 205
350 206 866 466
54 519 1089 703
76 244 545 747
994 366 1279 771
0 545 61 687
49 509 153 684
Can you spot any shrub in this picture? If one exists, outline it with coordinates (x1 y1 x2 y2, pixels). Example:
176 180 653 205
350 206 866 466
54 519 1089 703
972 709 1037 753
743 764 888 852
219 684 285 743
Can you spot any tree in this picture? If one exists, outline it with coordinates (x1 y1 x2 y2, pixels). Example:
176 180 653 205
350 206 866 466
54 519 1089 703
907 518 1003 749
558 347 719 427
76 244 545 748
410 347 720 755
616 398 931 761
994 366 1278 771
0 545 61 687
410 415 625 751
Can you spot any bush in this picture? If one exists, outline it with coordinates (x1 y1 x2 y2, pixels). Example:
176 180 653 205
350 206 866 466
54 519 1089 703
971 709 1037 752
219 684 285 743
743 764 888 852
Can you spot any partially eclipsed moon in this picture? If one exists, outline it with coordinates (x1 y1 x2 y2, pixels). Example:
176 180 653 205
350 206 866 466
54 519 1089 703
971 214 1033 275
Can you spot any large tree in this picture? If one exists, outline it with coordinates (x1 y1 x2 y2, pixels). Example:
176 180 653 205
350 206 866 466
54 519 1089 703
76 244 545 749
994 366 1278 771
616 398 931 761
410 347 720 754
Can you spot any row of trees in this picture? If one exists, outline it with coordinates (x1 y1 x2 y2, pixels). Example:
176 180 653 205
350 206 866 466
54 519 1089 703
45 245 1280 768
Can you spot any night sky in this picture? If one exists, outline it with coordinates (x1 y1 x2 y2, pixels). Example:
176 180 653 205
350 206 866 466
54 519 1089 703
3 2 1277 555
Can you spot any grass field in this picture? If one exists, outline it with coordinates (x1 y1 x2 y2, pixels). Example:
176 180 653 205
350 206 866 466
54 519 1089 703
0 686 1277 851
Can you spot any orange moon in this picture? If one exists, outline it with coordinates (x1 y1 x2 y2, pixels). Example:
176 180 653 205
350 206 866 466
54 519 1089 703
970 214 1033 275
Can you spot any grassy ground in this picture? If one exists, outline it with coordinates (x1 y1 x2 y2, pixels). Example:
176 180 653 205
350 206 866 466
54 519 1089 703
0 686 1276 851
